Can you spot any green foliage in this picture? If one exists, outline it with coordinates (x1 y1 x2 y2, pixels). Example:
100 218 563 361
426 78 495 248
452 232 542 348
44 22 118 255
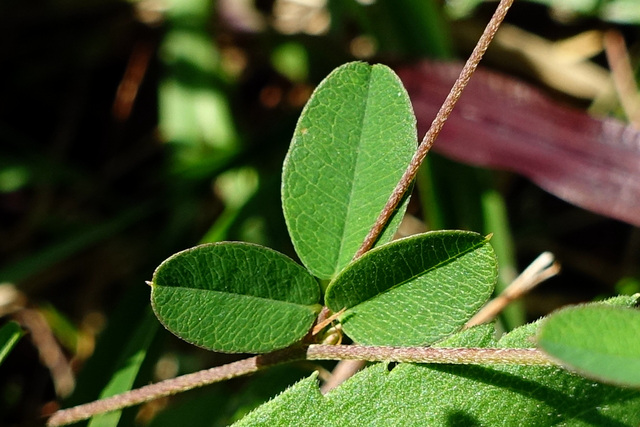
0 322 23 366
282 62 416 280
236 298 640 426
159 0 239 178
236 363 640 426
9 1 640 425
538 303 640 388
325 231 496 346
87 309 158 427
147 61 640 426
446 0 640 23
151 243 321 353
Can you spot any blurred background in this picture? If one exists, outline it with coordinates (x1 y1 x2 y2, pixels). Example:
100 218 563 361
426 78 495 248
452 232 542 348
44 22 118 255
1 0 639 425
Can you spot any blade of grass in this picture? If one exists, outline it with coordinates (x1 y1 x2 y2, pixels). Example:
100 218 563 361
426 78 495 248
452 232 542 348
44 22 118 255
0 321 24 365
87 309 158 427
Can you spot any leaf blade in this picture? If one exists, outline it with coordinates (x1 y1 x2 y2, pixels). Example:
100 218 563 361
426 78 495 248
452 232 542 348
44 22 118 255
87 309 158 427
325 230 497 346
398 61 640 227
282 62 417 279
151 242 321 353
537 304 640 388
0 321 24 366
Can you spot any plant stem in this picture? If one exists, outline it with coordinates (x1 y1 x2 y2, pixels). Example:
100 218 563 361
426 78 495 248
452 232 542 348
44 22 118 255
47 344 555 426
306 345 555 366
465 252 561 328
46 346 305 427
354 0 515 259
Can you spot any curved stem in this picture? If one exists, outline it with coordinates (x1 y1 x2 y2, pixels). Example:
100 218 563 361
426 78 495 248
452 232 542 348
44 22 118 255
354 0 515 259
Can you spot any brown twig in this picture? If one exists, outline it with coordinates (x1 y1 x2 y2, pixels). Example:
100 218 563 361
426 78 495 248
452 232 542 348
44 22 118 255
465 252 561 328
603 30 640 127
354 0 515 259
47 344 554 426
14 308 75 398
306 344 554 366
46 346 305 427
112 41 154 122
320 360 366 394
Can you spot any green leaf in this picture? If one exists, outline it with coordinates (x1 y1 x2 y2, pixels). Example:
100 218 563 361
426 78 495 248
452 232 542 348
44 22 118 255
282 61 417 280
88 309 158 427
434 323 496 348
537 304 640 388
151 242 321 353
0 321 24 366
235 363 640 426
234 304 640 426
325 230 497 346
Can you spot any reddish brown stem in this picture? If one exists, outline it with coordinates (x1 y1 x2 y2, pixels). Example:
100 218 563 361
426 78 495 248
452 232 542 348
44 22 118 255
47 344 553 426
354 0 515 259
46 346 305 427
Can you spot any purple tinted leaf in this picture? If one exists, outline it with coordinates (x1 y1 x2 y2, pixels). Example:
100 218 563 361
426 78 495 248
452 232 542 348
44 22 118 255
397 61 640 227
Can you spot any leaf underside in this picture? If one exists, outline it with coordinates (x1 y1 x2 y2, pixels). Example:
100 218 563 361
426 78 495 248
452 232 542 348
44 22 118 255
151 242 321 353
325 230 497 346
282 61 417 280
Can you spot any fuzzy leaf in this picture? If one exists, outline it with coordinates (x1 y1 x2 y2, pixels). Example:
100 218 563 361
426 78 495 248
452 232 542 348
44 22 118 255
235 298 640 426
538 304 640 388
282 61 417 280
324 231 497 346
151 242 321 353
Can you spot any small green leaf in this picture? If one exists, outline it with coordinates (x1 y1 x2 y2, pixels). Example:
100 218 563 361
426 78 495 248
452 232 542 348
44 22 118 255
0 321 24 366
325 230 497 346
537 304 640 388
151 242 321 353
282 61 417 280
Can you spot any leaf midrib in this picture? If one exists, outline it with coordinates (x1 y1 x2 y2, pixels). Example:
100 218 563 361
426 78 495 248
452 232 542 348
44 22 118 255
333 67 377 278
154 284 319 308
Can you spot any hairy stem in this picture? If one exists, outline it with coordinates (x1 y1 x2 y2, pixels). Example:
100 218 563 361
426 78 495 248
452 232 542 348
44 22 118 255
46 346 305 427
354 0 515 259
47 344 554 426
307 345 555 366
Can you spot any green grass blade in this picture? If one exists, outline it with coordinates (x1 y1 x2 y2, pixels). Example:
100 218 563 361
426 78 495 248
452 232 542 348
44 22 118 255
0 321 24 366
87 309 159 427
